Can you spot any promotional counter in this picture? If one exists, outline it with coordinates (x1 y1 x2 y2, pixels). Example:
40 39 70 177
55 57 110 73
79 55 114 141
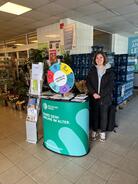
42 98 89 156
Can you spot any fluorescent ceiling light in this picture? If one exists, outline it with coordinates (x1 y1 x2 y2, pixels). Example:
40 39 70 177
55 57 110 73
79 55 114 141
0 2 32 15
31 40 38 43
14 43 25 46
6 40 16 44
45 34 60 38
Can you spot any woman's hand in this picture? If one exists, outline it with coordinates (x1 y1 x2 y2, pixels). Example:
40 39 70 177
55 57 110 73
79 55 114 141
93 93 101 99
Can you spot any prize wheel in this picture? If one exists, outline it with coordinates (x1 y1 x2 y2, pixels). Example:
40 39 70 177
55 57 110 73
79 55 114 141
47 62 75 94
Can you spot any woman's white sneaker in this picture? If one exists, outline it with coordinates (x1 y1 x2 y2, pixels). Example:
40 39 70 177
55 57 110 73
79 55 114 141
92 131 98 140
99 132 106 142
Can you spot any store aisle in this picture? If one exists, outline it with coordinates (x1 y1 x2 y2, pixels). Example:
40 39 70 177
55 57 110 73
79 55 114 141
0 96 138 184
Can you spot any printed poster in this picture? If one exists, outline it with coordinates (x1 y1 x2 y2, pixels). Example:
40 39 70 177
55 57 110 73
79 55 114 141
63 24 76 50
32 63 43 80
128 36 138 56
49 49 57 63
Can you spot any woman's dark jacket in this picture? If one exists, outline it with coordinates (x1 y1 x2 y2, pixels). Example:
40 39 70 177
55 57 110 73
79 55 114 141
86 65 114 106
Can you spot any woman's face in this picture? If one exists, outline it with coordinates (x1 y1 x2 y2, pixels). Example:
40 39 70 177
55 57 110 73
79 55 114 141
95 54 104 66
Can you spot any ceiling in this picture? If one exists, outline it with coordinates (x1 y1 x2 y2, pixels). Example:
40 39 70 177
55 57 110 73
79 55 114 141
0 0 138 42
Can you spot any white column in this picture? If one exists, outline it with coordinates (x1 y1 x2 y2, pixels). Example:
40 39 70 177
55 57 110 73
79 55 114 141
112 34 128 54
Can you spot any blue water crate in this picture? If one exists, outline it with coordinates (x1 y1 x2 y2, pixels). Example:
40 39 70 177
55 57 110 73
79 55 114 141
123 89 133 101
124 81 134 91
70 53 92 80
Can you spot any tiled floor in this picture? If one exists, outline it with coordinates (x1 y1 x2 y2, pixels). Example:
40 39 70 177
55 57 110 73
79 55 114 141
0 96 138 184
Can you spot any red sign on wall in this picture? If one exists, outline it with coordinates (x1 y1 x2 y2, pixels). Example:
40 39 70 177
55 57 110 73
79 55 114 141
60 23 64 29
49 49 57 63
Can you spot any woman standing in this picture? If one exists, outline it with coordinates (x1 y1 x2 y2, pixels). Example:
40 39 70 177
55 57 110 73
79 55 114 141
86 51 114 142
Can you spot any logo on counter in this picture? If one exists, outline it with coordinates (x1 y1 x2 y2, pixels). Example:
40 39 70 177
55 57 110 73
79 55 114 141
43 103 48 110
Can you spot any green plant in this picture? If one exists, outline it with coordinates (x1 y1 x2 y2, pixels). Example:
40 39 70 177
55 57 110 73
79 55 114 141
4 79 14 93
8 96 18 103
28 48 49 64
63 51 72 66
14 81 28 97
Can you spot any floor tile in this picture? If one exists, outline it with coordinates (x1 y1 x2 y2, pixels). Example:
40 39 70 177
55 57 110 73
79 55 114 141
131 140 138 151
126 149 138 162
75 171 106 184
47 173 73 184
32 147 54 161
15 155 43 173
14 176 38 184
9 131 26 144
89 160 115 180
71 154 97 169
99 150 123 167
0 166 26 184
88 143 106 159
0 142 27 163
0 152 6 160
107 169 137 184
0 138 14 150
59 162 86 183
0 142 23 154
30 157 68 184
107 141 130 156
108 134 135 148
0 157 14 174
117 158 138 178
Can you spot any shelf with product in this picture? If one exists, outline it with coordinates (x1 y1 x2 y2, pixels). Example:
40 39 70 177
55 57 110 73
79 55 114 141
0 57 14 106
0 57 13 92
0 52 31 110
134 57 138 87
26 60 44 144
70 46 114 81
71 53 91 81
113 54 136 105
70 46 103 81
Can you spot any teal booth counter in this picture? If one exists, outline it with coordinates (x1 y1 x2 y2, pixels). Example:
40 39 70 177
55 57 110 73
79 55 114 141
42 98 89 156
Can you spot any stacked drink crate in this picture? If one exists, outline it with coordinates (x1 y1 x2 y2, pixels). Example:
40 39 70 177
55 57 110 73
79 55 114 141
70 53 91 80
70 46 104 81
113 54 135 105
106 52 115 67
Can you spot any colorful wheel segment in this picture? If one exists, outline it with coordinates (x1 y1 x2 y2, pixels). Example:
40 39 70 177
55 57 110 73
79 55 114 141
47 62 75 94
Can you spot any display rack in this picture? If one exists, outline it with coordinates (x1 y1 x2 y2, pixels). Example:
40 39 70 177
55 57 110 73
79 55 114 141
26 95 41 144
26 62 44 144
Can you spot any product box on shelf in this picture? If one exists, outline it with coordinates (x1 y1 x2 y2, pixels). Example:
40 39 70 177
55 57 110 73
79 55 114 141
123 89 133 101
71 53 91 80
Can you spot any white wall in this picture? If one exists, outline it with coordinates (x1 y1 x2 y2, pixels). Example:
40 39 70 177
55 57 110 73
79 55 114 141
71 21 93 54
60 18 93 54
37 18 93 54
112 34 128 54
37 23 60 43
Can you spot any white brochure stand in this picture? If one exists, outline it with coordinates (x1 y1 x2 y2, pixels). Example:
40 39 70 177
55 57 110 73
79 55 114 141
26 63 43 144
